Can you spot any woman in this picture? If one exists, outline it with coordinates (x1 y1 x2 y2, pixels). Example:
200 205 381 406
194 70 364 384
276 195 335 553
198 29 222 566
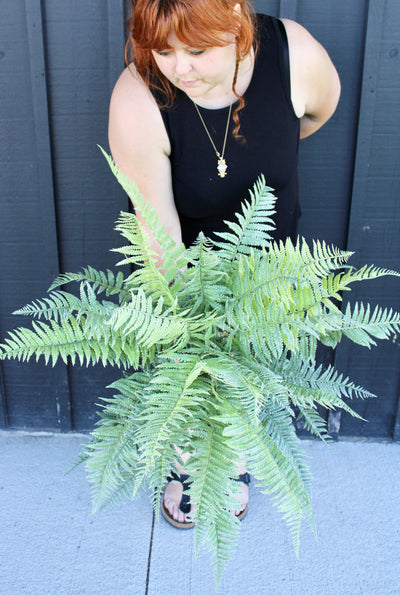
108 0 340 527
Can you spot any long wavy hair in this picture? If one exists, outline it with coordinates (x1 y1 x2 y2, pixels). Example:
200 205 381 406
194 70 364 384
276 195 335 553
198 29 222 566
125 0 258 139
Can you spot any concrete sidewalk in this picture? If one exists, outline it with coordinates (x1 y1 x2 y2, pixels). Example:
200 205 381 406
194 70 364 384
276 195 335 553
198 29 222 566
0 431 399 595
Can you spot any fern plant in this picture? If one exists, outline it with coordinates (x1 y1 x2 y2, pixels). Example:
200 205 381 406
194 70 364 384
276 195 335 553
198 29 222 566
1 149 400 583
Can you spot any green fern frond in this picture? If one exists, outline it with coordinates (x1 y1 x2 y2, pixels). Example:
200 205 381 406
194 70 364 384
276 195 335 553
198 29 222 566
13 291 81 322
340 302 400 346
218 405 313 550
212 175 276 263
100 146 188 285
320 263 400 308
0 316 143 368
347 262 400 283
189 423 242 585
181 234 229 314
276 357 375 420
134 355 211 474
308 239 353 277
305 302 400 349
259 399 313 486
107 288 214 351
49 265 128 302
85 413 139 512
230 248 299 310
112 211 178 305
199 353 273 423
84 372 149 510
1 318 94 366
296 406 331 442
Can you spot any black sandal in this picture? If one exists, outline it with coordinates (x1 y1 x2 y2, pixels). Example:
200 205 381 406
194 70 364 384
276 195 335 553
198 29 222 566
161 471 195 529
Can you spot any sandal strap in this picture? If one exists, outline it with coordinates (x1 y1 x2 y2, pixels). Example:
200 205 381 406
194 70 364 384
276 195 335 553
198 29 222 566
179 493 191 514
169 470 191 490
168 471 192 514
233 473 251 485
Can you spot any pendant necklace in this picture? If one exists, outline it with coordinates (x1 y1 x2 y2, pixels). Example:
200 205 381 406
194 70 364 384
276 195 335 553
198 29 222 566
193 101 233 178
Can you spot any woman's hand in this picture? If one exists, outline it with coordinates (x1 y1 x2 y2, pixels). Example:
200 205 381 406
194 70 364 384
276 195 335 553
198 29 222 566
281 19 341 139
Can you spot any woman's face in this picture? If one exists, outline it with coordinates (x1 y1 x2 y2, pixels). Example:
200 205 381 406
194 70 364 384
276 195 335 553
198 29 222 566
151 32 237 101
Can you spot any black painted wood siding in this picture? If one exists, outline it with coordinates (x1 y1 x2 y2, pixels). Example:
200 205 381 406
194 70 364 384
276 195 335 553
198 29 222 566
1 0 399 438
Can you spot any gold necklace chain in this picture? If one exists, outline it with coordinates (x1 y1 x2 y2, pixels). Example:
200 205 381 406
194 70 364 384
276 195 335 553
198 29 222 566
193 102 233 178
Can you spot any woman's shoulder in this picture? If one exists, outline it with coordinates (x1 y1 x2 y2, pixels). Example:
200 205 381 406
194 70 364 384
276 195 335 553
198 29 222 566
280 18 341 127
279 18 319 48
109 64 169 152
110 64 157 116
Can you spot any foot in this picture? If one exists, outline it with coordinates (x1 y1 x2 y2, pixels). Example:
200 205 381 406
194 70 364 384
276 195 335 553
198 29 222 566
231 474 250 518
163 475 195 526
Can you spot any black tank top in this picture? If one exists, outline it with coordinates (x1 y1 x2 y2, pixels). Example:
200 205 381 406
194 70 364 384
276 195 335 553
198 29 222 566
156 14 301 247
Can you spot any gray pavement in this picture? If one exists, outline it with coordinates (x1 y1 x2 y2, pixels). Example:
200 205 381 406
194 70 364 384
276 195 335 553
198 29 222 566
0 431 399 595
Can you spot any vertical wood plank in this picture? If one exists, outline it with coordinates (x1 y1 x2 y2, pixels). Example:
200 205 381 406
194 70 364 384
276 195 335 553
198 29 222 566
279 0 297 19
329 0 386 437
25 0 72 432
394 399 400 442
338 0 385 255
0 365 8 428
107 0 131 213
107 0 125 95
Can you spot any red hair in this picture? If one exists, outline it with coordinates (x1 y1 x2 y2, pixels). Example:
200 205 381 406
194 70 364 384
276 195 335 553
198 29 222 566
125 0 257 140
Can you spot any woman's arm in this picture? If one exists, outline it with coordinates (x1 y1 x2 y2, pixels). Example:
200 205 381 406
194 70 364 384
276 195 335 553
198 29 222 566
281 19 341 139
108 66 182 267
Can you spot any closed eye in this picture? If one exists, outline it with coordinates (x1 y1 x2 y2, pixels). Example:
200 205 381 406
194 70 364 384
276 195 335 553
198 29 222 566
155 48 205 57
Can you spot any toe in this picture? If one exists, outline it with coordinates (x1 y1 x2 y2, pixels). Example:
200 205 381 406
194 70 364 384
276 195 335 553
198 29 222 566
177 509 186 523
164 497 174 517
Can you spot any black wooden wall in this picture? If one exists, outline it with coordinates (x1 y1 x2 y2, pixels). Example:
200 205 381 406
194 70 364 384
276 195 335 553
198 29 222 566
1 0 399 438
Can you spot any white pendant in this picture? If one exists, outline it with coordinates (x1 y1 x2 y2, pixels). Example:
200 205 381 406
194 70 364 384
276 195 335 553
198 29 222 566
217 157 227 178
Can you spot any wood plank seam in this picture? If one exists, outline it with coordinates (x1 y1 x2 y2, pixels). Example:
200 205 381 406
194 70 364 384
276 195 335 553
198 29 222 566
25 0 72 431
